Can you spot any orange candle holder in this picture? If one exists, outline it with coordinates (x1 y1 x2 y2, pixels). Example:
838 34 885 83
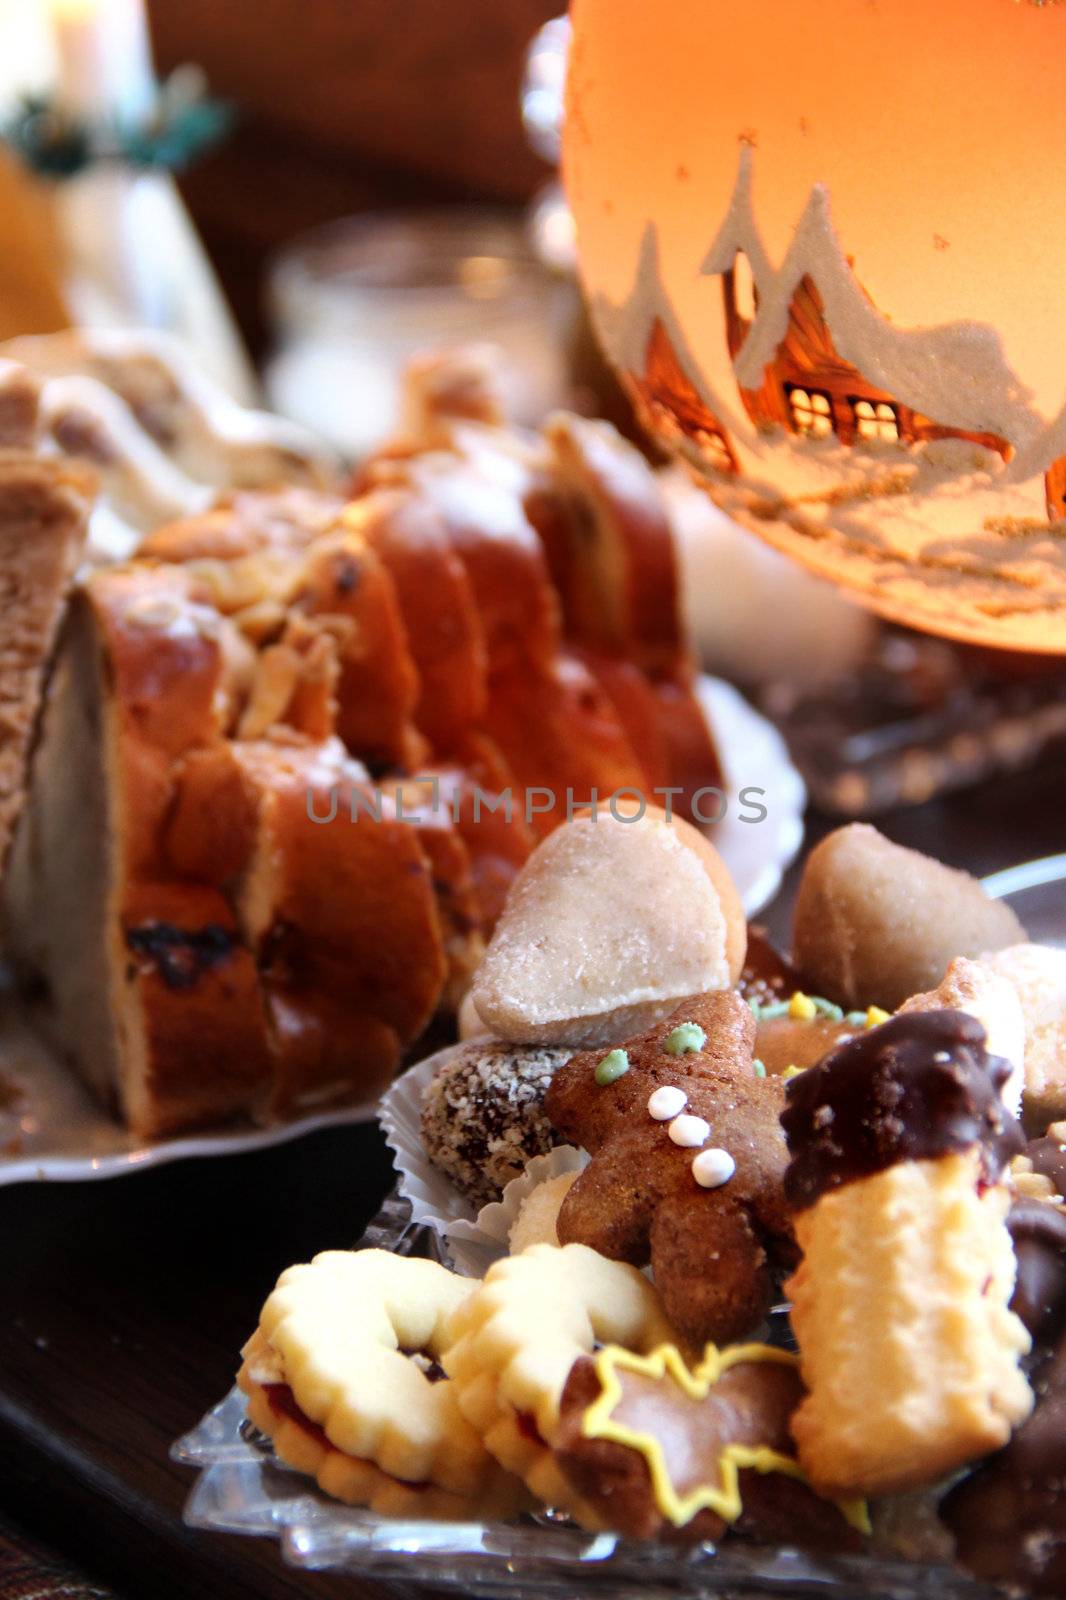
566 0 1066 650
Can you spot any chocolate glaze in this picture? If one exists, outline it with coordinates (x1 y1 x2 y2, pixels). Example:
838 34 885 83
738 928 801 1009
942 1338 1066 1593
554 1354 859 1550
782 1010 1022 1213
1026 1134 1066 1201
1008 1199 1066 1343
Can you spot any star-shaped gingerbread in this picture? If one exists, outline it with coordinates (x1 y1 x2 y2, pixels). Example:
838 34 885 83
554 1339 867 1544
544 991 795 1344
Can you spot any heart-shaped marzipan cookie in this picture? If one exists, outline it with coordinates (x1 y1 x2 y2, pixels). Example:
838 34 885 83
471 804 746 1048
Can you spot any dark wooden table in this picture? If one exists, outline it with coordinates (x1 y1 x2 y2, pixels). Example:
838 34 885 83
1 762 1064 1600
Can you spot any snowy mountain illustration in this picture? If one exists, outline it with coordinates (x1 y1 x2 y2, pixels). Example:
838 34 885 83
590 222 748 470
730 181 1041 454
595 147 1066 522
700 143 774 294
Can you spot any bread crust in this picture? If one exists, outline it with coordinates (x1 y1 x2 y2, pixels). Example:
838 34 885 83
0 447 93 874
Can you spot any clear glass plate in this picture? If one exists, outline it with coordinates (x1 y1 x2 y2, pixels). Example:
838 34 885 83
172 855 1063 1596
174 1189 998 1598
983 850 1066 947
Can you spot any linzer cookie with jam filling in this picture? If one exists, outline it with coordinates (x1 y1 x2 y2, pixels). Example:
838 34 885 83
441 1241 677 1522
239 1248 528 1519
782 1010 1033 1498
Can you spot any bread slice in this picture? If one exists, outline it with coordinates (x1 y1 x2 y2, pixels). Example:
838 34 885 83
0 432 93 878
348 488 489 754
151 500 430 772
140 487 343 565
481 652 651 841
3 328 332 491
388 772 485 1008
3 567 275 1136
380 451 561 679
540 414 724 814
292 525 427 773
431 731 535 929
543 412 683 679
166 737 449 1114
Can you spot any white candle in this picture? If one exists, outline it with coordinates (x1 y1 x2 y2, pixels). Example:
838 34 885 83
50 0 155 123
0 4 53 116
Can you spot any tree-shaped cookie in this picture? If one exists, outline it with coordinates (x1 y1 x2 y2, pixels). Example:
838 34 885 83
544 991 795 1344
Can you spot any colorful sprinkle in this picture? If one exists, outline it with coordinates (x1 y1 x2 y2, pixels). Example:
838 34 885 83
751 999 790 1021
782 1064 806 1080
663 1022 707 1056
692 1147 736 1189
595 1048 630 1086
788 992 817 1021
752 1058 767 1078
866 1005 891 1027
812 997 845 1022
668 1113 710 1148
648 1085 688 1121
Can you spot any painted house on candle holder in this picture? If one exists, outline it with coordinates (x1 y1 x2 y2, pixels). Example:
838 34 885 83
609 149 1066 524
703 149 1014 466
721 267 1012 462
592 225 743 477
631 318 738 474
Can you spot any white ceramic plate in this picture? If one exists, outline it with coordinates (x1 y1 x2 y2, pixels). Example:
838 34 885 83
0 677 803 1186
697 674 806 915
0 1005 381 1187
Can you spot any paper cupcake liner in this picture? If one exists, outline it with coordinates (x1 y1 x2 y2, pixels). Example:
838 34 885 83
463 1144 588 1247
377 1044 469 1232
377 1044 585 1277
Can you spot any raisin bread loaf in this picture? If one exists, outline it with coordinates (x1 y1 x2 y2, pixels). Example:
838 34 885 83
4 567 275 1136
4 361 727 1139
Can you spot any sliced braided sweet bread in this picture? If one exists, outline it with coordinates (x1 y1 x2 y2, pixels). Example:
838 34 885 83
3 365 726 1138
4 566 275 1136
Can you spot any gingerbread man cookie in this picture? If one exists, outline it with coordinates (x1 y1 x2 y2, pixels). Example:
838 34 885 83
554 1340 867 1543
544 991 795 1345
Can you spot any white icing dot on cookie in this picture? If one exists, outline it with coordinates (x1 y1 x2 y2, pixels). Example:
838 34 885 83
668 1113 710 1148
692 1147 736 1189
648 1085 687 1121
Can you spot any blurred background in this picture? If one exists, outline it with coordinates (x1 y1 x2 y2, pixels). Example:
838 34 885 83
1 0 1064 816
149 0 564 355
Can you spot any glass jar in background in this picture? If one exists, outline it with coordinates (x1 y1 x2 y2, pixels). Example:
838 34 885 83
264 209 575 461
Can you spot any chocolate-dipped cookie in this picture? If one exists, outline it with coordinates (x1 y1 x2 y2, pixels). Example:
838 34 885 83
783 1010 1032 1498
